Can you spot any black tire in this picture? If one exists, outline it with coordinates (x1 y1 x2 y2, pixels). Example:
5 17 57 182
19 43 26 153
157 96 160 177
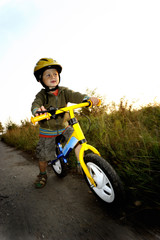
51 157 68 178
83 153 125 206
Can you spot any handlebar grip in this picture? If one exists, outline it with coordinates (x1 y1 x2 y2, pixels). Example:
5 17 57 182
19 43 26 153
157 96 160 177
31 113 51 124
87 100 93 108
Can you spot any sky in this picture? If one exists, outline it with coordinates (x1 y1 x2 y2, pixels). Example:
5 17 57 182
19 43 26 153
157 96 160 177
0 0 160 126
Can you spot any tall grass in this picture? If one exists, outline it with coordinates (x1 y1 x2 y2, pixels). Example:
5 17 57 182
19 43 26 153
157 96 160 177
2 100 160 209
79 100 160 208
2 120 39 153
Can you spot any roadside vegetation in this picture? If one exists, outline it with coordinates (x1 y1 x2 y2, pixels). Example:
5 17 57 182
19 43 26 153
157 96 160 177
1 95 160 210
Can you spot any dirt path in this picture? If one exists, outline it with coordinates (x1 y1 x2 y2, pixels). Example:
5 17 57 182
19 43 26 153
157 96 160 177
0 141 159 240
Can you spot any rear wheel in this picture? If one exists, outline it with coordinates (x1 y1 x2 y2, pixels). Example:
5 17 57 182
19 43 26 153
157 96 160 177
51 158 67 177
84 153 125 205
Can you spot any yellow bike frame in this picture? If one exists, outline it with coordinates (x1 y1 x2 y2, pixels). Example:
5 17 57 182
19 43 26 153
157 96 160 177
31 101 101 187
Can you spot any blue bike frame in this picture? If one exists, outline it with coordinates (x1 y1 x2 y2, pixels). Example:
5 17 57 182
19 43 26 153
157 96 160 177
48 134 79 166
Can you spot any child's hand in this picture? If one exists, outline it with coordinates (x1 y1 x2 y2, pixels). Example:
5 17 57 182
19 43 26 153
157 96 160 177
35 106 50 120
35 106 47 116
90 97 100 106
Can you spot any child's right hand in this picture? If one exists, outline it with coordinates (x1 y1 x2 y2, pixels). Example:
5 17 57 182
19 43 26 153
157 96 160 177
35 106 47 116
35 106 50 120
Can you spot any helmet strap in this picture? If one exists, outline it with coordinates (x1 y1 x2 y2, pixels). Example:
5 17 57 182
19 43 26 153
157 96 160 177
45 85 59 92
45 86 59 104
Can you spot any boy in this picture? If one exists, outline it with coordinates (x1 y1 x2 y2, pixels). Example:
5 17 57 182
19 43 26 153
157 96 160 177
31 58 99 188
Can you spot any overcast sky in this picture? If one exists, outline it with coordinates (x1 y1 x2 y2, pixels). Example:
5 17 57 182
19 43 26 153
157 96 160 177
0 0 160 125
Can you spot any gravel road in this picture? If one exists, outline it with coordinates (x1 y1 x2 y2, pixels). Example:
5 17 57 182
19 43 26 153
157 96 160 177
0 141 159 240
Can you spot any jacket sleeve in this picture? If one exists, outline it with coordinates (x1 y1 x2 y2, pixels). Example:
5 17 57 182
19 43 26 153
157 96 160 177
64 87 89 104
31 90 45 115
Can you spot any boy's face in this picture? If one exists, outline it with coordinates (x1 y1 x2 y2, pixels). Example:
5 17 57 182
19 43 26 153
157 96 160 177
42 68 59 89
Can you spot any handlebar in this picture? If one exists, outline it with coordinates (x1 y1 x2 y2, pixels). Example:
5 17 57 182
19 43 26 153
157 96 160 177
31 99 101 125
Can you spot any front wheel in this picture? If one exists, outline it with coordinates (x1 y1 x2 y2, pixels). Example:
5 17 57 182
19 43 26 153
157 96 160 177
83 153 125 205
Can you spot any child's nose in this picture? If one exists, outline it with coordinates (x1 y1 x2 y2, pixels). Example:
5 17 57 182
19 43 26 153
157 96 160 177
51 74 55 78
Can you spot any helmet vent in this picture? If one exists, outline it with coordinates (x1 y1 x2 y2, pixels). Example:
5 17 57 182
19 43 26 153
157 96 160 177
41 58 48 61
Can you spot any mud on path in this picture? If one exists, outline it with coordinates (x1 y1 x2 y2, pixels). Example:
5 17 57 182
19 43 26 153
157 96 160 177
0 141 159 240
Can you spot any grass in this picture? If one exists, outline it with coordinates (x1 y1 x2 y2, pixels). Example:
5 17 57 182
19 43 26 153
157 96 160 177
1 100 160 210
2 120 39 153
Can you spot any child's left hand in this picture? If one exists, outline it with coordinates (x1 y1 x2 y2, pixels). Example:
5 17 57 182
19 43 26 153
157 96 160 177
90 97 100 106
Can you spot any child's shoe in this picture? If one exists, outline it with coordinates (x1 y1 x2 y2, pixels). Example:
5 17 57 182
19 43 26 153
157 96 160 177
35 173 48 188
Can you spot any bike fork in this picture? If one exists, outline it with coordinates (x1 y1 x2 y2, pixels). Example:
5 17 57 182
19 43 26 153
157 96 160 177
79 143 101 187
48 143 67 166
